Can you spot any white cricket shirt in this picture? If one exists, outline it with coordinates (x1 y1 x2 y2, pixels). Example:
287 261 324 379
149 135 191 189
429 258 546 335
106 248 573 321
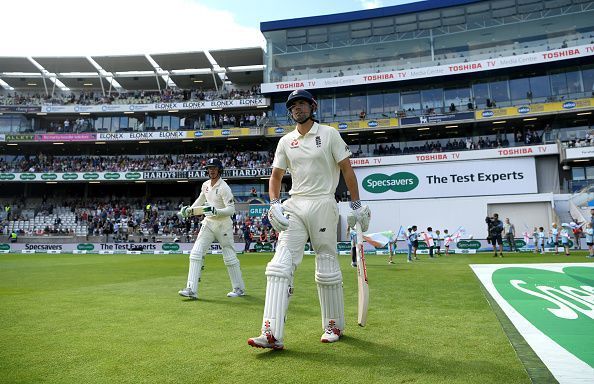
272 122 352 197
193 177 235 220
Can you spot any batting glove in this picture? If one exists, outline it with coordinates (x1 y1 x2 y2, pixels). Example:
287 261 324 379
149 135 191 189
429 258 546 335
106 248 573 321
203 206 217 217
347 200 370 232
178 205 190 219
268 200 289 232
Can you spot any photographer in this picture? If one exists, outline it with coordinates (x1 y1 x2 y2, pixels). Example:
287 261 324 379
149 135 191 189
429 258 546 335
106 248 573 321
486 213 504 257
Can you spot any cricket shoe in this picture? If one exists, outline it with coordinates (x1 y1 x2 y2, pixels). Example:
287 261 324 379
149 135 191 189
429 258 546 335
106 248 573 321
227 288 245 297
247 332 284 350
321 326 342 343
351 262 357 268
178 287 197 300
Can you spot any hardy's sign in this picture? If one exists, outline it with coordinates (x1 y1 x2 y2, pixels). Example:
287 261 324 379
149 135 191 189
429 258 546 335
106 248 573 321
355 158 537 200
0 168 273 182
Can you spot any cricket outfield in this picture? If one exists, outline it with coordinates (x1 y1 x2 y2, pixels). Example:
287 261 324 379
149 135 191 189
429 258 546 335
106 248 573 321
1 251 592 383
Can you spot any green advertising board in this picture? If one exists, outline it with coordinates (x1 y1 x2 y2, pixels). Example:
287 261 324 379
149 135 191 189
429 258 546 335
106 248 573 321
249 204 269 217
254 242 273 252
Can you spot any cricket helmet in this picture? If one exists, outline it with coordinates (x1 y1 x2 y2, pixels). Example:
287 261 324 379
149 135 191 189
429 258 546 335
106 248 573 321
206 158 224 171
285 89 317 111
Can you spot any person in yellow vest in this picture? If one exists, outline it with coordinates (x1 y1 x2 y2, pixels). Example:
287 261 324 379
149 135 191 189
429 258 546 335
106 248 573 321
4 204 11 221
10 231 18 243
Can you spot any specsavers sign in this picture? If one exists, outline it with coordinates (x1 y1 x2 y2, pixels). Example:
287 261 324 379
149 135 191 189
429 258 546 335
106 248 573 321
355 157 537 200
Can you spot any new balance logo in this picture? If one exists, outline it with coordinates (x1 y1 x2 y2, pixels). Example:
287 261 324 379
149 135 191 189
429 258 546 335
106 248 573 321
319 228 326 232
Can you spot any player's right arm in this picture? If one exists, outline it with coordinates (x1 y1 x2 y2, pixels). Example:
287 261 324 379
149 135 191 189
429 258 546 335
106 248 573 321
269 136 288 202
191 185 207 208
268 138 290 232
269 167 285 201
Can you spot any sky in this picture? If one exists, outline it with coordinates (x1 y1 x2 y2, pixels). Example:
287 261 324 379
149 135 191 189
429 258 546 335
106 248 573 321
2 0 419 57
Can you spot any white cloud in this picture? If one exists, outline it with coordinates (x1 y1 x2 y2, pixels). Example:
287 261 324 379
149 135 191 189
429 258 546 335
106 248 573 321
360 0 383 9
2 0 264 57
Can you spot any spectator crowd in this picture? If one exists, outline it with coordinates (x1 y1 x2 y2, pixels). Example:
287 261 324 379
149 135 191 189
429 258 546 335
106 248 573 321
0 86 262 107
0 151 273 173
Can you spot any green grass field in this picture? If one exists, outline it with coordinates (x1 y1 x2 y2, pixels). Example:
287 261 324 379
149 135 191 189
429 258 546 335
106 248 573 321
1 250 591 384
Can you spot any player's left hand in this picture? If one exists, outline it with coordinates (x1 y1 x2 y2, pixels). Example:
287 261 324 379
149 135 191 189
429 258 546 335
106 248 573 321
268 202 289 232
347 202 370 232
178 205 190 219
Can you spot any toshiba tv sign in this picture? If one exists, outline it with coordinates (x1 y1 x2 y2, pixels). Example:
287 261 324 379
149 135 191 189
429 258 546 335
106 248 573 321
262 44 594 92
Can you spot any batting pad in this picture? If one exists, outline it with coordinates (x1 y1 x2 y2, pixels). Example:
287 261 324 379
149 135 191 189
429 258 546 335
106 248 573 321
221 246 239 264
262 259 293 342
187 241 208 292
226 263 245 291
187 257 203 292
315 254 345 332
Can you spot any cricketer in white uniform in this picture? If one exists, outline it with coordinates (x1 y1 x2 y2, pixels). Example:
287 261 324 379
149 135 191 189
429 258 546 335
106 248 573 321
178 158 245 299
248 90 370 350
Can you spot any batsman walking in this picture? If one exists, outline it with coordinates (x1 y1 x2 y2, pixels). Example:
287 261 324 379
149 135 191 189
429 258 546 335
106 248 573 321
177 158 246 300
248 90 370 350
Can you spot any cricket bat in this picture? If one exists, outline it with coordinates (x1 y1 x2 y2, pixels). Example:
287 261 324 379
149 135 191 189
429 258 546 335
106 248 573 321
186 205 213 217
356 222 369 326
